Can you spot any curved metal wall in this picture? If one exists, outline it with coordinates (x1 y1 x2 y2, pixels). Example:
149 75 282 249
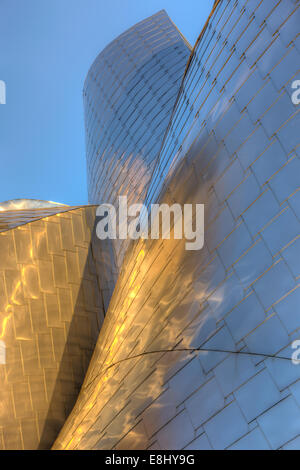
83 9 191 298
0 206 105 449
55 0 300 450
85 10 190 208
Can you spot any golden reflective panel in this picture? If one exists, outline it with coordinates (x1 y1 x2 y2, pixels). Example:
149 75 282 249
0 205 105 449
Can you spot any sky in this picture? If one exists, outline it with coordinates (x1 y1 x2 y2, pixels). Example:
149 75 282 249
0 0 214 206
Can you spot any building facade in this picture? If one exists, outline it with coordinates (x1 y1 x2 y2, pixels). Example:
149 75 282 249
54 0 300 451
84 10 191 274
1 0 299 450
0 201 105 449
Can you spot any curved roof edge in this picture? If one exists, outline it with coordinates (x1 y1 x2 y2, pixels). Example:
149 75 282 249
0 199 68 212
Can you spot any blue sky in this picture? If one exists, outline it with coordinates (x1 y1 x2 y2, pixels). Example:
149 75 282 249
0 0 214 205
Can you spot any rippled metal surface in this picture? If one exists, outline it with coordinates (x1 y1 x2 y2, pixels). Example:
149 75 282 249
0 205 105 449
54 0 300 450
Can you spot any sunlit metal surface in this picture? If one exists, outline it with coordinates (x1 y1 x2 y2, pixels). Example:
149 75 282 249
54 0 300 451
0 204 105 449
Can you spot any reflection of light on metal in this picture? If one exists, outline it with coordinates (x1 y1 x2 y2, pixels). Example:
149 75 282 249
0 278 23 338
11 280 22 305
0 304 13 339
32 229 46 258
137 249 145 261
129 287 138 299
1 257 39 340
21 265 39 299
0 314 12 339
128 271 136 288
65 437 74 450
